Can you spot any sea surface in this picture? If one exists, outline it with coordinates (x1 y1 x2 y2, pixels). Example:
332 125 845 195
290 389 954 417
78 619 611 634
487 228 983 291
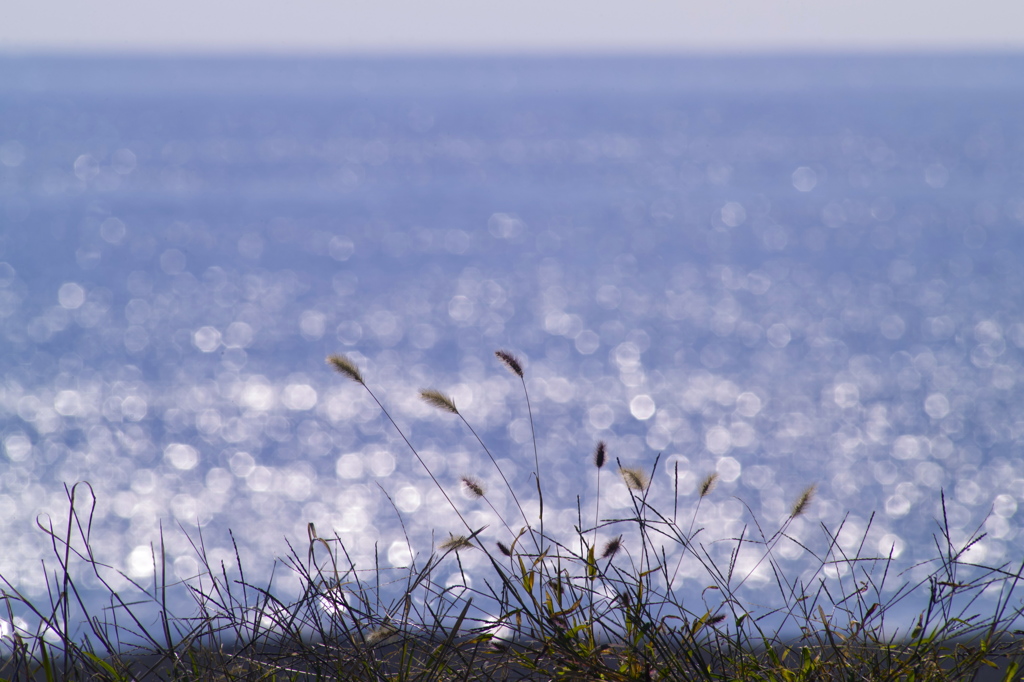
2 54 1024 629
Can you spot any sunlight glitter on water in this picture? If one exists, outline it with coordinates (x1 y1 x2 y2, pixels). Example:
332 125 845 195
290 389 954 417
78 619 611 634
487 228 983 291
3 57 1024 611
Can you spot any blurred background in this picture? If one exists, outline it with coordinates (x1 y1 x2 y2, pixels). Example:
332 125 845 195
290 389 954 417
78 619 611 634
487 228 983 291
3 0 1024 53
2 0 1024 621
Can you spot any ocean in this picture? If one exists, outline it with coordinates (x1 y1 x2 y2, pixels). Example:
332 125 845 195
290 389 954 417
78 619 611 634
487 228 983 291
2 54 1024 624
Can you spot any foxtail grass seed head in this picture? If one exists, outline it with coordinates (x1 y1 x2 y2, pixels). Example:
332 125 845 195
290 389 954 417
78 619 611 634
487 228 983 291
497 541 512 557
601 536 622 559
326 354 364 385
619 466 649 491
495 350 524 377
439 534 474 552
699 472 719 498
593 441 607 469
365 625 398 646
461 476 485 498
419 389 458 414
790 484 816 518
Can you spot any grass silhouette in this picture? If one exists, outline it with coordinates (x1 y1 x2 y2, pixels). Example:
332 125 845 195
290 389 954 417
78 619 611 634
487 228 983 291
1 349 1023 680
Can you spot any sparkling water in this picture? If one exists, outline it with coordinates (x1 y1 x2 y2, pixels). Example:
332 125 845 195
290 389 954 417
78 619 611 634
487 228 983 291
2 55 1024 611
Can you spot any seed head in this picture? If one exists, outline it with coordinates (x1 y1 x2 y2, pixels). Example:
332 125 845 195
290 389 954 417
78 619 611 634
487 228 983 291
439 534 474 552
699 473 719 498
601 536 622 559
593 441 607 469
461 476 485 498
326 354 364 385
495 350 524 378
496 542 512 557
365 625 398 646
619 466 649 491
790 484 816 518
419 389 458 414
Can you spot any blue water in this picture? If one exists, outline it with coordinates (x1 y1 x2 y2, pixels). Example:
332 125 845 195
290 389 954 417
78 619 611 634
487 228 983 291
2 54 1024 628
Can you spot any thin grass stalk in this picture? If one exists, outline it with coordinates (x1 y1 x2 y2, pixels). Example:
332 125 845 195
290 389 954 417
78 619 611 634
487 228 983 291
59 483 78 681
592 441 606 559
497 353 544 545
420 386 529 547
705 484 821 603
643 469 718 597
457 414 530 532
337 364 473 537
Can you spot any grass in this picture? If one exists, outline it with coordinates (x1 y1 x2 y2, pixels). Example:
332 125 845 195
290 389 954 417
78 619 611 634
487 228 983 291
2 349 1024 680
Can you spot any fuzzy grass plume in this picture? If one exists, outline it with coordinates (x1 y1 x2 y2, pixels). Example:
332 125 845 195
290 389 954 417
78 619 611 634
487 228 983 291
619 466 649 491
326 353 364 385
461 476 485 498
790 484 816 518
494 350 523 377
699 472 719 498
420 388 459 414
601 536 622 560
439 534 474 552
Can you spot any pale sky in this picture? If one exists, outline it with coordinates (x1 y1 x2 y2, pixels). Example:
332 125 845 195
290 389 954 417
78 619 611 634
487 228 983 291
2 0 1024 54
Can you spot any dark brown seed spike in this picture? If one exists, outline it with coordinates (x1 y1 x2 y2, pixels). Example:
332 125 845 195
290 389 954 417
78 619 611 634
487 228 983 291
601 536 622 559
495 350 524 378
